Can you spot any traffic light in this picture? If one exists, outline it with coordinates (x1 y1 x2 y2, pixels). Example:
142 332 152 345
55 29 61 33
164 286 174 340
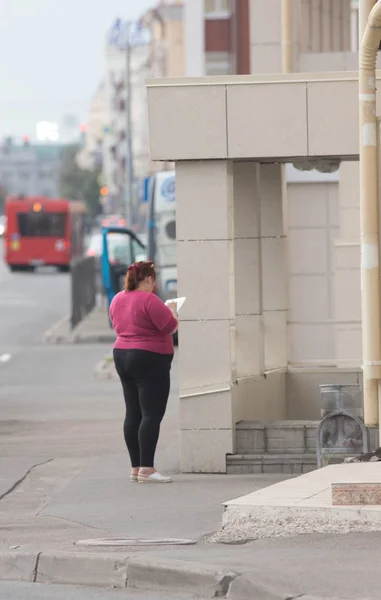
100 186 109 197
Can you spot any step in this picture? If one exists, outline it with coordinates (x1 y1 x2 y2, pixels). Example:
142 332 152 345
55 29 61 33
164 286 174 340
226 453 318 475
236 420 319 455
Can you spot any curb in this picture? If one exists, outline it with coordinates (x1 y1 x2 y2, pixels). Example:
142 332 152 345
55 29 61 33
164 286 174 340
71 332 116 344
0 552 239 597
43 315 70 344
227 576 298 600
44 317 116 345
0 552 350 599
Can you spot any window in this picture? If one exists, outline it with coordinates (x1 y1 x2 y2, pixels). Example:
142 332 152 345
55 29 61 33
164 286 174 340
132 237 146 261
17 212 67 237
107 233 132 266
205 0 230 17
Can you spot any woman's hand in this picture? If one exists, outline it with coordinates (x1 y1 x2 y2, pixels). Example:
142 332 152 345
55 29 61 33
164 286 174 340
167 302 178 318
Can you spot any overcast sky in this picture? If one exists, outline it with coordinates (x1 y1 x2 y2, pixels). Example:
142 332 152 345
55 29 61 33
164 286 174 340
0 0 155 140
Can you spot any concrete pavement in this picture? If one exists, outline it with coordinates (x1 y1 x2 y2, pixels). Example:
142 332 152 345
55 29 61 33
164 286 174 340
0 582 189 600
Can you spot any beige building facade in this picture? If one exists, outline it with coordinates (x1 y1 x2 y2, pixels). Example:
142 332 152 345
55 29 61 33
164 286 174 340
147 0 379 472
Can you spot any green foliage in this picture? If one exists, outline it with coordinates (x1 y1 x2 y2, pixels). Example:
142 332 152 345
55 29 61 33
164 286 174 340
59 145 101 217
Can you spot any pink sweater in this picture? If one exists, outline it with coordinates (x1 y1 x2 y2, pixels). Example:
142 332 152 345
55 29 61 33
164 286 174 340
109 290 177 355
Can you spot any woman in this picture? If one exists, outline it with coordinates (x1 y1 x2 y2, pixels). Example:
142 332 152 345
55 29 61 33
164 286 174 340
110 261 178 484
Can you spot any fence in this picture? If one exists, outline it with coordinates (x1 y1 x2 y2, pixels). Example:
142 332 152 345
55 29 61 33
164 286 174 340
71 256 97 329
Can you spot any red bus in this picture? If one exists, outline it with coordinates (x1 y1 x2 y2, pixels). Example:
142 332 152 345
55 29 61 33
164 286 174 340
4 196 87 272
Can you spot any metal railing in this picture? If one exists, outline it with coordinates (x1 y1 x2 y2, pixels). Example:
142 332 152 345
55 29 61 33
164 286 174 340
71 256 96 329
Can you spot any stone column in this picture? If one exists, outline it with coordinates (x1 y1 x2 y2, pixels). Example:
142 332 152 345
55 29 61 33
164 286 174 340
176 160 287 473
334 162 362 365
176 160 235 473
233 162 288 423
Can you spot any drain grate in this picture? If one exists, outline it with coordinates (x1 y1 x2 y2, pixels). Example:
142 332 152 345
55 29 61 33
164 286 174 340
76 538 197 547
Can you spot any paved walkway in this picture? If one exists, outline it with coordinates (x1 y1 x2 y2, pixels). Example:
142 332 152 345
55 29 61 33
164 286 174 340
44 300 115 344
7 305 381 598
225 462 381 515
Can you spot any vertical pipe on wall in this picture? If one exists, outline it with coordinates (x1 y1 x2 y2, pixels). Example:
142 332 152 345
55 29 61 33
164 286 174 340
359 0 381 430
281 0 294 73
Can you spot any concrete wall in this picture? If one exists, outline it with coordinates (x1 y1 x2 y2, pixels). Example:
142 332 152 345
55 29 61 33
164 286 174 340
166 19 186 77
146 0 376 472
287 367 362 420
334 161 362 366
148 73 380 162
249 0 353 75
287 181 339 364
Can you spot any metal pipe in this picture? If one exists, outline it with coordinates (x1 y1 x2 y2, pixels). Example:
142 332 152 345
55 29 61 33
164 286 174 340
359 0 376 48
359 0 381 428
281 0 293 73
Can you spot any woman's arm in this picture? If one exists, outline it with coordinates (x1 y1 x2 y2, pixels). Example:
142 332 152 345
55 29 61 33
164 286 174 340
146 294 178 334
109 296 116 328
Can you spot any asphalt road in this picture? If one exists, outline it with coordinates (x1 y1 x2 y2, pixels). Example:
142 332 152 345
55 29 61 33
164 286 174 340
0 245 69 353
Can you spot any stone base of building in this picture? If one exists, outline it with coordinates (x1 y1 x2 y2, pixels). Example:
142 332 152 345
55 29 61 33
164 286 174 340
225 420 380 475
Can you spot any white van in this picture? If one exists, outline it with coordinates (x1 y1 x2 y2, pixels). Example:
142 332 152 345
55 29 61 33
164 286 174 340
146 170 176 303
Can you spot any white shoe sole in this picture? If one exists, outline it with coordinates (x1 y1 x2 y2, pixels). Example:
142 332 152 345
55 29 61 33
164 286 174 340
138 476 172 484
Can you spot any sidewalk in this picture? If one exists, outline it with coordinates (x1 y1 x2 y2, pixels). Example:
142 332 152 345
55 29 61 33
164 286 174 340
5 449 381 599
5 316 381 599
44 300 115 344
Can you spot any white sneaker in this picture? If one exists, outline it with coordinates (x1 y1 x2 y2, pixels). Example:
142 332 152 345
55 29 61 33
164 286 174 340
138 472 172 484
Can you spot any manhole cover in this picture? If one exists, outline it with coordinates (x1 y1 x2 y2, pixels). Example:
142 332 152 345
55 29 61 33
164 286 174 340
76 538 196 547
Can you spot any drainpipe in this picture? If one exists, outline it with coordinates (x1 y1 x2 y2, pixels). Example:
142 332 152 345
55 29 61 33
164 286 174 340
359 0 381 430
359 1 377 49
281 0 293 73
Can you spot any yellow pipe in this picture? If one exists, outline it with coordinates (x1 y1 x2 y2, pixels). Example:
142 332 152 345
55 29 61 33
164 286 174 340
359 0 381 428
359 0 376 48
281 0 293 73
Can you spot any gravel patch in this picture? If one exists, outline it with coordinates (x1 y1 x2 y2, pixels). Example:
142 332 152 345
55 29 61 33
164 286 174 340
209 508 381 544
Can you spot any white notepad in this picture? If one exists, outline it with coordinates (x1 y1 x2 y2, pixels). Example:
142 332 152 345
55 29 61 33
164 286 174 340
165 297 187 312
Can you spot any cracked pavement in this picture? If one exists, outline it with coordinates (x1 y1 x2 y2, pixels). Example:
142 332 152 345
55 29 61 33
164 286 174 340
0 251 127 551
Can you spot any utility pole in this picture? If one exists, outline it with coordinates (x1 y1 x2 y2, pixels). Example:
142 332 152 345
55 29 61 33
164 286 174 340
124 22 134 226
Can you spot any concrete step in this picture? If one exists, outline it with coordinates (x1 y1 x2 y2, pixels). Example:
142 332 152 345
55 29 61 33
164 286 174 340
236 420 319 455
226 452 318 475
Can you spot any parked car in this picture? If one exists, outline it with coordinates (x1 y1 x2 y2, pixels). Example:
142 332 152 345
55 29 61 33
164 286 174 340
86 230 146 294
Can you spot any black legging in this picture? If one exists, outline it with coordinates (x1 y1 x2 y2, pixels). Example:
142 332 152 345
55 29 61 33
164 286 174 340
113 349 173 468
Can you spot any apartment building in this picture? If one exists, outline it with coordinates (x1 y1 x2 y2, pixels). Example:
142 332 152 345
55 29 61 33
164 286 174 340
0 139 62 199
146 0 378 472
76 83 106 171
182 0 369 371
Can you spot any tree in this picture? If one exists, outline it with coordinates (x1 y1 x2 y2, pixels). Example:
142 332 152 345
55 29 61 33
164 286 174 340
59 145 102 217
